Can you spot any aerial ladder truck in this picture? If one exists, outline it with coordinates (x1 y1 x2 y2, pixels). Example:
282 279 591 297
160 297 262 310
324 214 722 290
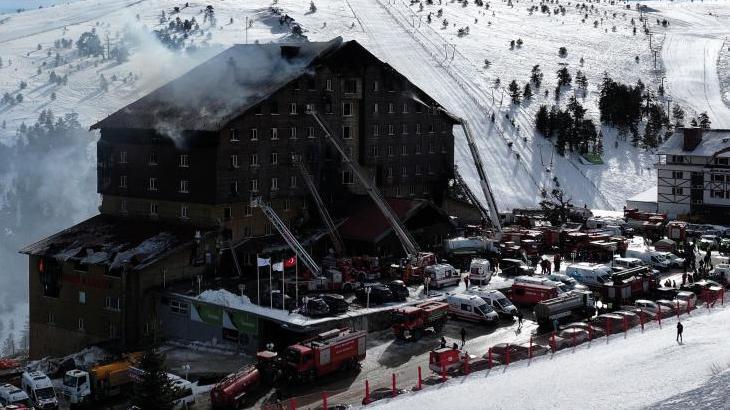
308 111 436 283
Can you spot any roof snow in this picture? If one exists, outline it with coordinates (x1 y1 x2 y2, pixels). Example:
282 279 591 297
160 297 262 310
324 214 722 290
658 129 730 157
20 214 199 272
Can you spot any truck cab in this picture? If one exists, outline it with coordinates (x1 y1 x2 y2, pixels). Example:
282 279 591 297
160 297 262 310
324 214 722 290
21 371 58 409
284 345 315 377
0 383 33 408
62 369 91 405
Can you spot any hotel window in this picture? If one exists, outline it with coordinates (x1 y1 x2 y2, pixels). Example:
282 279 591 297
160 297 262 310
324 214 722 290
305 103 314 113
373 81 379 92
270 152 279 165
148 177 158 191
428 124 435 133
344 79 357 93
307 127 315 138
120 199 128 214
342 103 353 116
48 312 55 325
270 102 279 115
402 124 408 135
402 103 408 113
416 123 421 134
415 165 422 175
119 175 127 188
253 105 262 115
415 104 423 113
342 170 354 184
230 181 238 195
388 103 395 113
373 125 379 136
250 153 259 167
326 79 333 91
370 146 379 158
224 207 232 220
230 129 239 142
180 205 189 219
119 151 127 164
284 199 291 211
385 167 393 178
149 202 159 216
712 174 725 182
250 178 259 192
148 151 158 165
79 291 86 304
289 103 297 115
78 318 85 332
307 77 316 90
290 175 298 188
388 145 394 157
244 205 253 216
415 143 421 154
325 103 333 114
672 171 683 179
231 154 240 168
179 154 189 167
265 223 273 235
388 124 394 135
401 166 408 177
271 177 279 191
711 190 724 198
402 145 408 156
343 126 352 139
179 180 189 193
374 103 379 114
250 128 258 141
271 128 279 140
243 226 252 237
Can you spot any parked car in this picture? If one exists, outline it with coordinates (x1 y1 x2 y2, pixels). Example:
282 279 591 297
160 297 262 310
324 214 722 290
546 273 581 290
612 310 640 327
317 293 349 314
562 322 606 338
355 284 393 305
387 280 409 301
483 343 548 364
553 328 591 350
591 313 625 332
675 290 698 307
683 280 724 296
300 297 330 317
362 388 406 405
633 299 673 318
499 259 535 276
653 286 680 300
620 305 658 321
656 299 689 313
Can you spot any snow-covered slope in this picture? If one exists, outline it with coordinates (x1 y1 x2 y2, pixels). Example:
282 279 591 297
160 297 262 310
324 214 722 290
374 304 730 410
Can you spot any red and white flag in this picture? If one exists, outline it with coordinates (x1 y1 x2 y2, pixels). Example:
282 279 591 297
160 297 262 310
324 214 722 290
284 256 297 269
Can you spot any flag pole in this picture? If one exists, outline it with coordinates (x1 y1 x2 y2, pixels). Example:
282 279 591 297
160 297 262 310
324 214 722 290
281 261 285 312
256 253 260 306
295 259 299 310
269 263 273 310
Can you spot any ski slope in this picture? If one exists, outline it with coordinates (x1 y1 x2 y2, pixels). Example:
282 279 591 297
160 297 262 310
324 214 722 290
374 303 730 410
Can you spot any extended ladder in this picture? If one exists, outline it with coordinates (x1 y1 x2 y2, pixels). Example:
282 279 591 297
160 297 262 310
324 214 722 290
453 167 489 222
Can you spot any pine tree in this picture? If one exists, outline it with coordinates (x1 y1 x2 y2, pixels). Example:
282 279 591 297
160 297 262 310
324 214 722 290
523 83 533 100
131 348 176 410
672 105 685 127
697 112 711 129
575 70 588 89
508 80 521 104
556 66 572 87
530 65 543 87
535 105 550 136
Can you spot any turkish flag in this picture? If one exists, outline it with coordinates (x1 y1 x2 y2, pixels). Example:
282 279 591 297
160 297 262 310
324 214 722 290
284 256 297 269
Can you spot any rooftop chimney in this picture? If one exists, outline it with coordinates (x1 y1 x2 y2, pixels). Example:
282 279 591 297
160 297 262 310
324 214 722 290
280 45 301 60
682 127 703 151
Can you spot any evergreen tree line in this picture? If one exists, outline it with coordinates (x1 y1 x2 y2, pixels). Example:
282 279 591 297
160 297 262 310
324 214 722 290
535 96 602 156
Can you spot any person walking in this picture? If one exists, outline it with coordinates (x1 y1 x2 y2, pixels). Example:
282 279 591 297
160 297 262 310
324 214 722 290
460 327 467 348
515 310 524 329
676 321 684 343
440 336 447 349
463 275 470 290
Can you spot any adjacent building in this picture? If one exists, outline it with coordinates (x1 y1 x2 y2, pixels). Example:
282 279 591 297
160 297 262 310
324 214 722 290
656 127 730 223
21 37 459 358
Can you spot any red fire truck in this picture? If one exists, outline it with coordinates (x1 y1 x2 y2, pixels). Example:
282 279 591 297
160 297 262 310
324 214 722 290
210 329 366 408
508 283 560 305
391 301 449 341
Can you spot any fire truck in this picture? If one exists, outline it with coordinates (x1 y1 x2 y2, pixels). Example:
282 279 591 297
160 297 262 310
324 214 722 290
508 282 560 305
391 301 449 341
211 329 366 409
533 290 596 327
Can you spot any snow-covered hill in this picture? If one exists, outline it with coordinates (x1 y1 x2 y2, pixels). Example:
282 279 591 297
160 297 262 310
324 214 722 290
1 0 729 343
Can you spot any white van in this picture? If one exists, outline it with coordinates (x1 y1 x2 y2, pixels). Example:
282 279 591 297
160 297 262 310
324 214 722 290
513 275 568 293
624 249 671 271
468 259 492 285
565 263 613 287
425 264 460 288
21 370 58 409
711 264 730 282
612 256 645 269
446 294 499 324
0 383 33 408
466 288 518 317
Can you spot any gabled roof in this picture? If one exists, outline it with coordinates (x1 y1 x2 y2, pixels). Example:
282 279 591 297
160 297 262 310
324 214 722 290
90 38 344 131
20 214 199 272
658 128 730 157
90 37 460 133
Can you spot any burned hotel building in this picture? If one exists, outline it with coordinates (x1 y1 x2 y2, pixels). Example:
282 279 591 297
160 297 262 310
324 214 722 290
21 37 459 357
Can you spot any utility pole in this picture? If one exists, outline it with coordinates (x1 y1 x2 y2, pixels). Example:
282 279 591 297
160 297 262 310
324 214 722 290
648 32 653 49
245 16 248 44
653 49 658 70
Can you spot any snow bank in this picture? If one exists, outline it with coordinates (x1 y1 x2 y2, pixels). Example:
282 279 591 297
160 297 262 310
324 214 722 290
373 301 730 410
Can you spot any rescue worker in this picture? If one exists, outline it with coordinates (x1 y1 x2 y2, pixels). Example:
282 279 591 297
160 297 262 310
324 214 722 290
554 253 561 272
464 275 470 289
460 327 467 348
440 336 447 349
515 309 523 329
452 342 459 350
676 321 684 343
682 272 687 286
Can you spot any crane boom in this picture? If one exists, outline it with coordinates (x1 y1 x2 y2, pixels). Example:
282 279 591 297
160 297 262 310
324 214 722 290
308 111 421 257
292 154 346 256
456 118 502 233
251 197 321 275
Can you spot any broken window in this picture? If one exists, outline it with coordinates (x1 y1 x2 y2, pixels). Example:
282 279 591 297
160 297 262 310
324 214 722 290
39 257 62 298
344 79 357 93
342 103 353 116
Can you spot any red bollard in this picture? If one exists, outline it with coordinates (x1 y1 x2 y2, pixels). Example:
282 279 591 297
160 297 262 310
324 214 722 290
392 373 396 398
550 331 556 353
623 316 628 336
441 364 446 382
505 346 511 365
322 391 328 410
463 352 470 375
640 311 644 332
364 379 371 405
414 366 422 391
487 348 493 369
289 398 297 410
722 291 724 306
657 307 662 328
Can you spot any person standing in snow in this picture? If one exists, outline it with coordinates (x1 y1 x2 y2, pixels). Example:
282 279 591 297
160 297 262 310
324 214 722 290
460 327 467 348
441 336 447 349
676 321 684 343
515 310 523 329
553 253 561 272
